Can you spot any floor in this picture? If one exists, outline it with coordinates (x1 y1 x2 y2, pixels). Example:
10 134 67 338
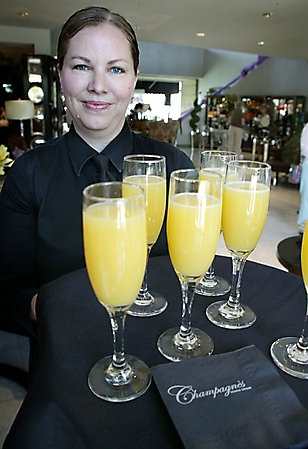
0 150 302 446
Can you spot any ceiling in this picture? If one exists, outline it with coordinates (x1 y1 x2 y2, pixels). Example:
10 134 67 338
1 0 308 62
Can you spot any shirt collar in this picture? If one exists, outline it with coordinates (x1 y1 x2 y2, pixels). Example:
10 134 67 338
67 125 96 177
67 122 133 177
104 121 133 173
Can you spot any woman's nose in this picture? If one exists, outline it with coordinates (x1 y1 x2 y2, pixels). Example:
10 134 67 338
87 71 108 94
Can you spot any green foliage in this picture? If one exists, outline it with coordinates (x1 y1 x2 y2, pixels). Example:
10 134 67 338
189 98 201 132
224 95 237 113
207 87 219 94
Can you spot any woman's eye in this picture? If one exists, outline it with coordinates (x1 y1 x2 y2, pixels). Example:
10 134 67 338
73 64 89 71
110 67 125 74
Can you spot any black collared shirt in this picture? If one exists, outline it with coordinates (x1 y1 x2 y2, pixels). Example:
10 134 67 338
0 122 193 331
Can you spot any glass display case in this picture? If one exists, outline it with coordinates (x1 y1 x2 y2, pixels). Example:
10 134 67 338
22 55 63 147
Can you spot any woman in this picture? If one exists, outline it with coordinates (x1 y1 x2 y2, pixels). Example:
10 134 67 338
256 104 270 129
0 6 193 337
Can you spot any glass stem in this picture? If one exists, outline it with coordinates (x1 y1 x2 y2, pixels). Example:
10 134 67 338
297 293 308 351
106 309 132 386
179 278 196 339
136 246 152 303
206 264 215 279
204 263 217 282
227 255 246 311
109 310 127 370
198 263 217 289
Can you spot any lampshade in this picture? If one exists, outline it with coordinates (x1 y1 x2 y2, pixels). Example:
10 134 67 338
5 100 35 120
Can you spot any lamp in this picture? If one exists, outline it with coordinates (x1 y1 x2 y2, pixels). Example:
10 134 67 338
5 100 35 137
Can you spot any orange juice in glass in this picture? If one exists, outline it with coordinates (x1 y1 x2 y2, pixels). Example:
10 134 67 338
83 201 147 308
222 181 269 257
195 150 237 298
157 169 222 362
124 174 166 245
123 154 167 317
83 182 151 402
206 160 271 330
167 192 221 277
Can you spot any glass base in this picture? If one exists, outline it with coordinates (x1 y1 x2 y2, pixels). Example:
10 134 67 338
127 291 168 317
206 300 256 329
270 337 308 379
195 275 231 297
88 354 152 402
157 326 214 362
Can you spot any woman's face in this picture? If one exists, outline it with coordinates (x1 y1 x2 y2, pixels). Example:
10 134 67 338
58 23 139 144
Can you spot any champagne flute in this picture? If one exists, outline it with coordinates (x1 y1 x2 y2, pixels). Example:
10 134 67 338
157 169 222 361
83 182 151 402
123 154 167 317
270 225 308 379
206 160 271 329
195 150 237 297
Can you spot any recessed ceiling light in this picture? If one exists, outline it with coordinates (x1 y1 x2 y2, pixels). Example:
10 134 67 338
18 12 29 17
263 12 274 18
196 32 205 37
258 41 265 46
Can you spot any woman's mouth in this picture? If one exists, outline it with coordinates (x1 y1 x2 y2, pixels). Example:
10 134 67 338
83 101 111 111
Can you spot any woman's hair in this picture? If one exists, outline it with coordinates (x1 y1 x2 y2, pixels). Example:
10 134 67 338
235 101 243 110
57 6 139 74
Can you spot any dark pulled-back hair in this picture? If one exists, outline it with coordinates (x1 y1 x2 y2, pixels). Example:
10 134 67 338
57 6 139 74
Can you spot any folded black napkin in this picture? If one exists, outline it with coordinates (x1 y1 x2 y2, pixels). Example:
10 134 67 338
151 346 308 449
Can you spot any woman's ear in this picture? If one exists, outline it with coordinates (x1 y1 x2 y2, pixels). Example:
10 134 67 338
134 69 140 88
57 66 63 92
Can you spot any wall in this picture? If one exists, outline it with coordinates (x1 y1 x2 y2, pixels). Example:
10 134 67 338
0 25 51 55
227 57 308 98
199 49 257 97
177 79 199 147
139 41 205 79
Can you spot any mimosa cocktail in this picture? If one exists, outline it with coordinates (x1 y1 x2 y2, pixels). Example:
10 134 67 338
123 154 167 317
222 181 269 256
157 169 222 362
206 160 271 329
196 150 237 297
271 224 308 379
83 182 151 402
83 201 147 307
124 174 166 245
168 193 221 277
